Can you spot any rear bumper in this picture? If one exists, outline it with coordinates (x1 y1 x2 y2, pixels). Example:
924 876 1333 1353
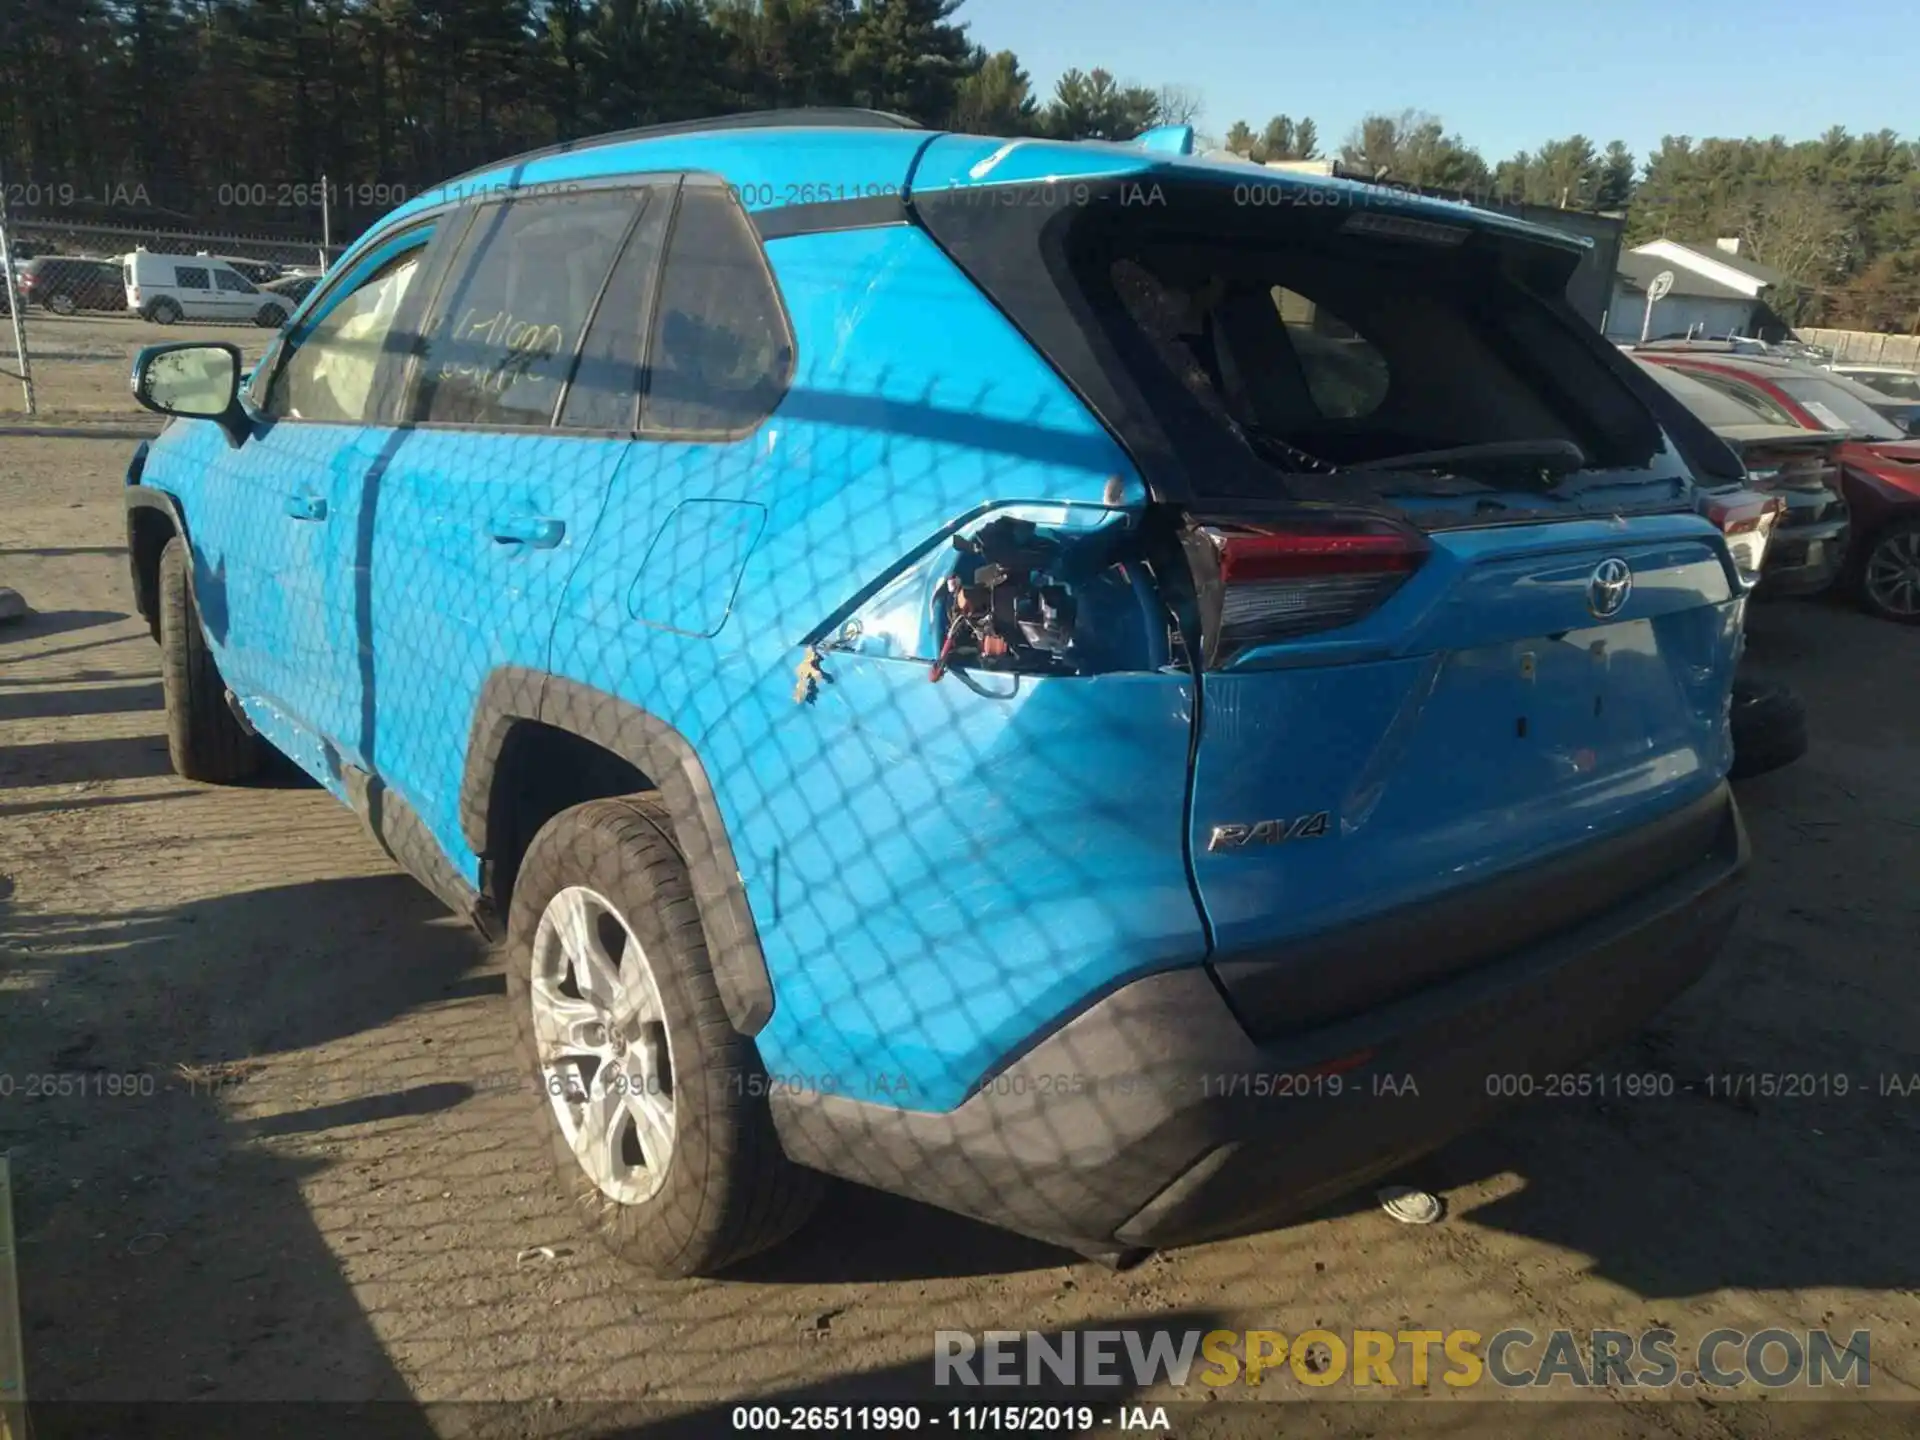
1758 514 1848 597
770 783 1747 1252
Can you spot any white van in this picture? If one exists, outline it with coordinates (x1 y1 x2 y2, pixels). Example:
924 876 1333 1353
123 250 292 327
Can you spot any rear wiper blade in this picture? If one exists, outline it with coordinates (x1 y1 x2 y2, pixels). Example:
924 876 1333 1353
1355 440 1589 475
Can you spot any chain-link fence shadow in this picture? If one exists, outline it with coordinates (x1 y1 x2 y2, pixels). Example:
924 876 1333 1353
5 168 1920 1427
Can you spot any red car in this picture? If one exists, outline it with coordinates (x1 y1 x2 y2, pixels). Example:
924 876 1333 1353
1639 351 1920 624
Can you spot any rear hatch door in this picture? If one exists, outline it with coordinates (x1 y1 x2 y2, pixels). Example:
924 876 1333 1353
913 152 1745 1039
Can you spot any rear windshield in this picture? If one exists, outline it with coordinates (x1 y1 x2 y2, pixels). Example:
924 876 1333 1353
918 177 1681 505
1772 376 1904 441
1636 359 1768 430
1842 370 1920 403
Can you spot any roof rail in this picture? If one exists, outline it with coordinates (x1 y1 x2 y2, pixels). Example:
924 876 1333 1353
438 108 925 187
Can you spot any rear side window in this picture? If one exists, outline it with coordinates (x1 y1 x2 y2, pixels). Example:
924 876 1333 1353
642 183 793 436
175 267 209 290
558 188 672 432
1271 288 1389 419
215 269 255 294
410 190 644 428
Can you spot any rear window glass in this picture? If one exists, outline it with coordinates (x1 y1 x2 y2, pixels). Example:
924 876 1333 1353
1844 371 1920 402
1774 376 1904 440
1636 361 1768 430
1673 369 1798 426
1097 230 1615 474
410 190 645 428
1271 287 1389 419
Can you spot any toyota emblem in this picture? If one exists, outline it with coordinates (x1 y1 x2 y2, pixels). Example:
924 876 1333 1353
1587 557 1633 619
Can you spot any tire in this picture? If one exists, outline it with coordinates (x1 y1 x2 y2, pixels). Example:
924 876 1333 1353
1856 518 1920 625
157 537 261 783
147 298 181 325
254 303 286 328
1728 678 1808 781
43 292 77 316
506 795 823 1278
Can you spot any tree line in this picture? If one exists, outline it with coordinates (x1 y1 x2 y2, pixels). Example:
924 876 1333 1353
2 0 1915 330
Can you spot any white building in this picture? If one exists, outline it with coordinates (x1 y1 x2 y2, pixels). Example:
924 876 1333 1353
1605 238 1786 343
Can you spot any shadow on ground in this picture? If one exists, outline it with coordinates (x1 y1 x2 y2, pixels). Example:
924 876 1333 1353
0 872 488 1403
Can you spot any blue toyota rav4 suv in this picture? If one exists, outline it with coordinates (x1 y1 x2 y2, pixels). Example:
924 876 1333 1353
124 111 1750 1277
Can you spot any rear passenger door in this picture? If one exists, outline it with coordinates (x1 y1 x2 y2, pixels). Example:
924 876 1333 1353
359 183 671 879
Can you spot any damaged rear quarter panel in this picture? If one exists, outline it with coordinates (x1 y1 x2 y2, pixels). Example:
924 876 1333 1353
544 221 1204 1113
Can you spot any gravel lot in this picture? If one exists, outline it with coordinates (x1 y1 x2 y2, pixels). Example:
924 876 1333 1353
1 327 1918 1434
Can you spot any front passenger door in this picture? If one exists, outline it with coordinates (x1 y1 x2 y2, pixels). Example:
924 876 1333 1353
200 223 440 784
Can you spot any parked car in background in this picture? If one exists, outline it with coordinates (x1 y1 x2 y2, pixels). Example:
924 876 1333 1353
16 255 125 314
1821 365 1920 435
1640 350 1920 624
1632 357 1847 596
262 273 318 309
124 250 292 327
1830 363 1920 404
198 254 285 286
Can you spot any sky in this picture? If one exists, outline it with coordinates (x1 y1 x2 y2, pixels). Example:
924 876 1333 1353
956 0 1918 164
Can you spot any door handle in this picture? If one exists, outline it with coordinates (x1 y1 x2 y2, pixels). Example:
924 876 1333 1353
491 514 565 549
284 494 328 521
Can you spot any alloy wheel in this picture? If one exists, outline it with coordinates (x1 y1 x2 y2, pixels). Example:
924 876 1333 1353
1864 529 1920 618
529 884 677 1205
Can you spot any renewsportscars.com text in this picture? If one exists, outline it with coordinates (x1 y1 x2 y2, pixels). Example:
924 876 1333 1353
934 1326 1870 1390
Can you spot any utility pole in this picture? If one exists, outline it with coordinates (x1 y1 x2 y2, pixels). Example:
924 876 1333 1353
319 171 332 271
0 164 35 415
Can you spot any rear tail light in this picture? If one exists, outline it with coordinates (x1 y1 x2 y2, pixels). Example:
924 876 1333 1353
1699 489 1784 586
1184 512 1429 664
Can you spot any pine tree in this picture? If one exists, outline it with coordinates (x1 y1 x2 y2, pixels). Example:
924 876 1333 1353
952 48 1038 135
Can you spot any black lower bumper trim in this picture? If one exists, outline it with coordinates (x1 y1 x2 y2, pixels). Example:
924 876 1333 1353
769 784 1747 1253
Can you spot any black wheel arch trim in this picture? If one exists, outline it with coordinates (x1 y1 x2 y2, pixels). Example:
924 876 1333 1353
460 668 775 1035
125 483 192 627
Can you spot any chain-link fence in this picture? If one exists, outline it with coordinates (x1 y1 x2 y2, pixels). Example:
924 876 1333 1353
0 219 340 419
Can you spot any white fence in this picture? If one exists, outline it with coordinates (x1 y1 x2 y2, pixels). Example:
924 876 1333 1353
1797 328 1920 366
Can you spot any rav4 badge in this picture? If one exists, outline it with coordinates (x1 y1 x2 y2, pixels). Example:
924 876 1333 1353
1208 812 1332 851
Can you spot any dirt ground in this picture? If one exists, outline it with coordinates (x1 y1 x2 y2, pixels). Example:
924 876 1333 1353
2 339 1919 1435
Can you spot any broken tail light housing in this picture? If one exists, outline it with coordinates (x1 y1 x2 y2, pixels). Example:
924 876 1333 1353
1182 511 1429 666
1699 489 1785 587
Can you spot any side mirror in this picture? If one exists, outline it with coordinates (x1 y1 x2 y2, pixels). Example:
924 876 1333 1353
131 342 250 448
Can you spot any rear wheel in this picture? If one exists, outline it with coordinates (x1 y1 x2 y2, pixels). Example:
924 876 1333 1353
506 795 822 1278
157 537 261 783
1728 678 1808 781
1858 519 1920 624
